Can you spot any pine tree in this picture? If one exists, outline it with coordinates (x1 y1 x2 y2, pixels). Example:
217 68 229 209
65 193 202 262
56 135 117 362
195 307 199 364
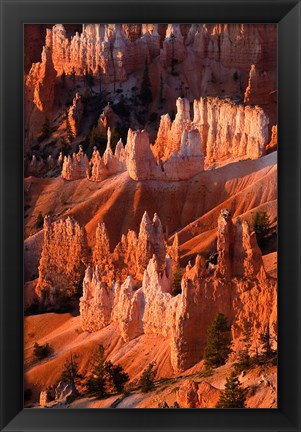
235 319 252 372
216 371 246 408
259 325 273 359
38 117 51 141
65 111 74 142
60 352 81 390
253 211 272 244
203 313 232 368
104 361 129 393
85 345 106 399
35 211 44 229
139 58 152 105
172 264 182 296
70 67 76 90
139 362 156 393
33 341 51 360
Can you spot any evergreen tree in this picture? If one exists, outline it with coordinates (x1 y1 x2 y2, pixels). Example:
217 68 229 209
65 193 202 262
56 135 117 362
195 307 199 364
33 342 51 360
35 211 44 230
85 67 94 89
170 34 178 75
172 264 182 296
60 352 81 390
85 345 106 399
216 371 246 408
104 361 129 393
139 58 152 105
234 319 252 372
139 362 156 393
203 313 232 368
38 117 51 141
253 211 272 244
70 67 76 89
65 111 74 142
259 325 273 359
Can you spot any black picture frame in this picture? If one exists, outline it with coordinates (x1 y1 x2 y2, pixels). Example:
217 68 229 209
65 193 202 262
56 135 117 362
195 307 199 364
0 0 300 431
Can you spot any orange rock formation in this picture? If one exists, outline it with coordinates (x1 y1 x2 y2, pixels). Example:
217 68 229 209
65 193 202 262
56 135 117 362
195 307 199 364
78 209 276 373
153 97 269 166
35 216 88 306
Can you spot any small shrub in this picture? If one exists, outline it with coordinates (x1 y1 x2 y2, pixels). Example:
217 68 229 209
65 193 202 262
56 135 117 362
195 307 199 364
24 298 40 316
33 342 52 360
35 212 44 230
172 265 182 296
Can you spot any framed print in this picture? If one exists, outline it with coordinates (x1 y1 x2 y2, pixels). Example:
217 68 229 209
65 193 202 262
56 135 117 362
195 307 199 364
0 0 300 431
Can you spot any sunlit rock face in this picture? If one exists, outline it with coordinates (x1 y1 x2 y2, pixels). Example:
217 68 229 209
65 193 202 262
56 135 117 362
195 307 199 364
67 93 84 137
244 64 275 106
80 266 114 332
42 23 161 81
25 23 276 112
153 97 269 167
61 145 89 180
35 216 88 306
25 30 57 113
266 124 277 153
